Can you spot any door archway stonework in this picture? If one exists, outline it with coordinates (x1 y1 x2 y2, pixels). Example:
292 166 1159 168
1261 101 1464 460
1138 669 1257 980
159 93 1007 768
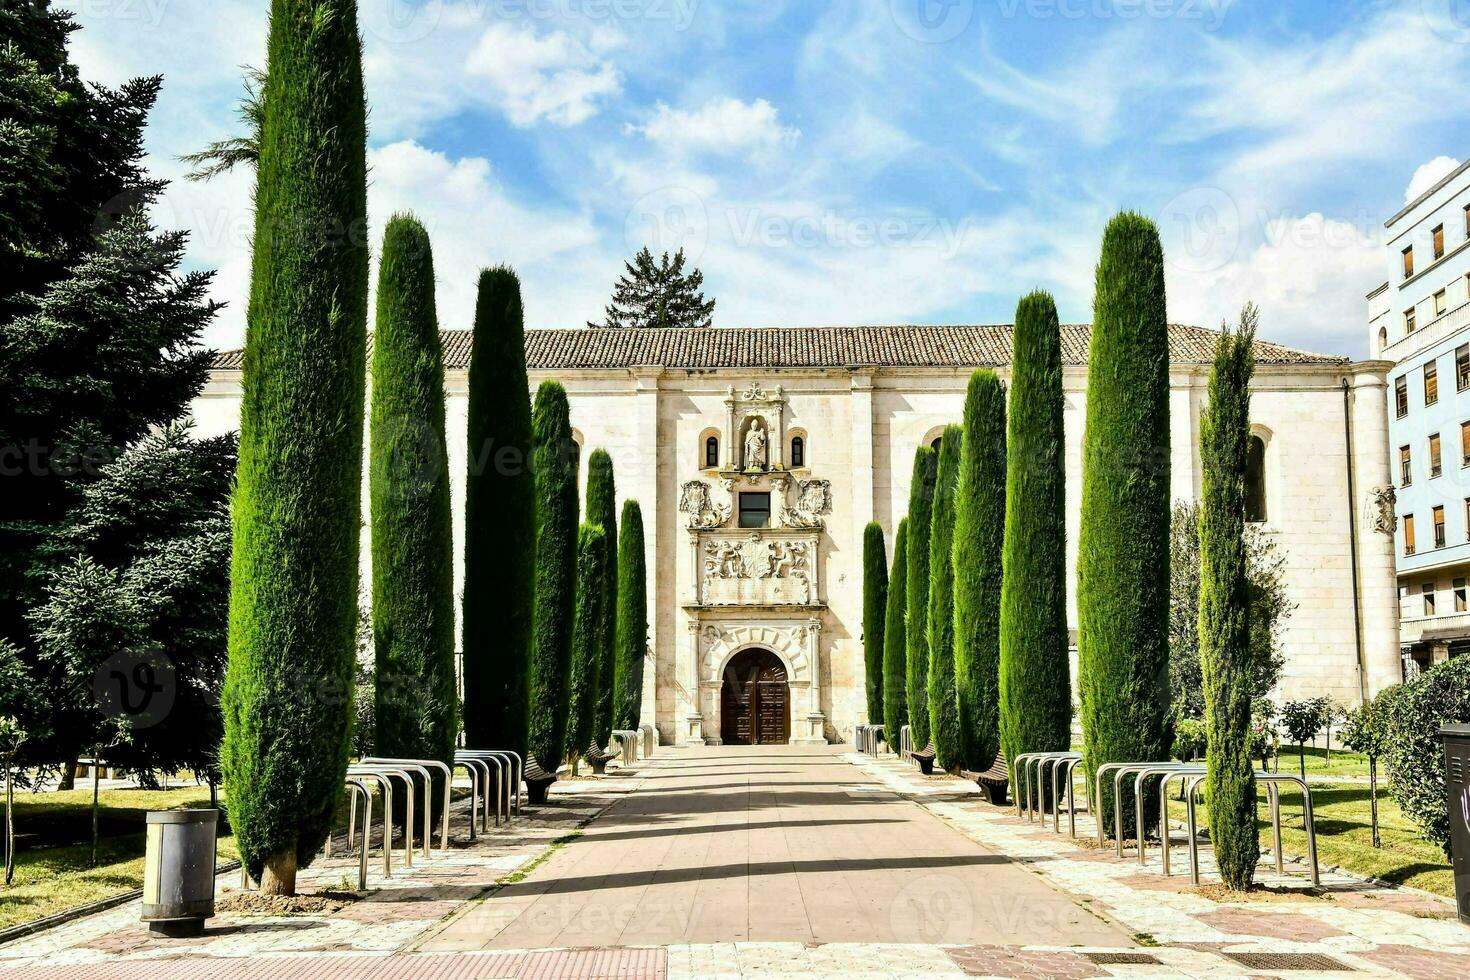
685 621 825 745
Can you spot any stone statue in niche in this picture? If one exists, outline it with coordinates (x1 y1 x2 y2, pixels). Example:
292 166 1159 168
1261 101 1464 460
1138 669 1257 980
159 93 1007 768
743 417 768 472
1365 485 1397 535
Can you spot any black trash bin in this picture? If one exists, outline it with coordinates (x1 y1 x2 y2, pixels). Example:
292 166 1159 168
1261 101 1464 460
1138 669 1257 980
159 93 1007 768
142 809 219 937
1442 724 1470 925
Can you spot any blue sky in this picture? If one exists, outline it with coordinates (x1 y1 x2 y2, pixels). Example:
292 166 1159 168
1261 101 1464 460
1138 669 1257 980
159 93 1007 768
66 0 1470 357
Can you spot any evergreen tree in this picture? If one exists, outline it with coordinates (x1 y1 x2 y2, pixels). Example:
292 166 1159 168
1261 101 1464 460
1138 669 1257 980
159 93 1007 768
1077 213 1172 836
567 522 608 771
905 446 939 750
1198 306 1260 891
882 520 910 746
369 215 456 794
585 451 619 754
927 428 963 771
591 247 715 329
461 267 535 758
222 0 369 895
862 522 888 725
528 382 579 791
955 370 1007 773
614 501 648 731
999 293 1071 793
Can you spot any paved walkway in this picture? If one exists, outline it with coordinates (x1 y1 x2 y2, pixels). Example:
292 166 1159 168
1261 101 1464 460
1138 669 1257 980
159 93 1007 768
420 745 1123 950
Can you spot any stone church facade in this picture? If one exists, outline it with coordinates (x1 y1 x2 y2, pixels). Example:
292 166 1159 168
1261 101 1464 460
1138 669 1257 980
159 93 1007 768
195 324 1402 747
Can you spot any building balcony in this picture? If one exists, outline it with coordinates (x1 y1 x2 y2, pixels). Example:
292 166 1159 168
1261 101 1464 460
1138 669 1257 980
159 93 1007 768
1383 295 1470 363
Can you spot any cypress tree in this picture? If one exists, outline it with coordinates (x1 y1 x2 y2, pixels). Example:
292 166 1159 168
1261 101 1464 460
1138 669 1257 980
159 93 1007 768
1199 307 1260 890
927 428 963 771
862 522 888 726
905 446 939 750
882 520 910 746
461 267 534 758
567 522 609 772
955 370 1007 773
613 501 648 732
221 0 368 896
999 293 1071 796
528 382 579 792
369 215 456 800
1077 213 1172 836
585 451 619 755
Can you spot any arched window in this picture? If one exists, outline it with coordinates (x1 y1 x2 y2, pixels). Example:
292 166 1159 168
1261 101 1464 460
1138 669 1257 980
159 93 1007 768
1245 435 1267 523
931 437 943 451
704 435 719 468
1378 326 1388 351
790 436 805 468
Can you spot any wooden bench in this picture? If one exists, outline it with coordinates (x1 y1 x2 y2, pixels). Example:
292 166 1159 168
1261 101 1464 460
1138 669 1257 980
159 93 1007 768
523 756 556 804
910 744 936 775
966 752 1009 806
585 741 617 775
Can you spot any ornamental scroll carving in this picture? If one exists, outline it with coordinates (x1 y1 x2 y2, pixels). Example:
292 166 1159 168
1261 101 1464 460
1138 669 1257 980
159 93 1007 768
679 480 730 529
1365 485 1397 535
697 532 815 606
780 479 833 530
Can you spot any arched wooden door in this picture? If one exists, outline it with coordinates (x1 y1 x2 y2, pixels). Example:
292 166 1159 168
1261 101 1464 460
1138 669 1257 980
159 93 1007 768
720 648 789 745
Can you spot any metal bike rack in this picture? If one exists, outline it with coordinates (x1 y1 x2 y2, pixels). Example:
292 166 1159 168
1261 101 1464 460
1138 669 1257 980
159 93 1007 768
1130 764 1203 867
613 729 639 765
348 763 417 866
341 778 371 890
1155 766 1207 876
1183 771 1319 886
459 748 521 818
1034 752 1082 826
455 753 502 828
345 769 395 877
363 757 454 851
1094 761 1180 854
456 755 495 829
640 724 656 758
372 760 435 860
450 760 480 838
1048 754 1088 835
1108 762 1190 859
899 725 913 761
1014 752 1072 820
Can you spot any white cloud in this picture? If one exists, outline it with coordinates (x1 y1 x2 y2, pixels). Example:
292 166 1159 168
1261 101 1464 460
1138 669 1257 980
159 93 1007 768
1405 156 1462 205
632 98 799 157
464 22 622 127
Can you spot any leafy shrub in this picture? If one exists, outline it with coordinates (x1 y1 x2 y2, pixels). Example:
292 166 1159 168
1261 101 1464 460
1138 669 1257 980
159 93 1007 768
1382 657 1470 855
1172 718 1207 761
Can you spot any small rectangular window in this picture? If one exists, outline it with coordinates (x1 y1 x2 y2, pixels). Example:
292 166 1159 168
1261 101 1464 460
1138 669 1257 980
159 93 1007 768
738 492 771 529
1424 581 1437 615
1435 505 1447 547
1431 433 1443 477
1401 445 1413 486
1462 423 1470 467
1465 204 1470 237
1436 289 1448 317
1455 578 1467 613
1426 361 1439 405
1458 345 1470 391
1434 224 1446 260
1404 245 1415 278
1405 513 1417 555
1406 307 1417 333
1396 375 1409 417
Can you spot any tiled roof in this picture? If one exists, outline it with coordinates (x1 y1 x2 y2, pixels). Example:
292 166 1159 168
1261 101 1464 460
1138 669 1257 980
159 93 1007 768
212 324 1348 371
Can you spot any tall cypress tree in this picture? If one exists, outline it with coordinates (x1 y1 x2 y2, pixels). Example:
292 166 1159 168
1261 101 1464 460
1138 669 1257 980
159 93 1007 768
862 522 888 726
222 0 368 895
882 520 910 746
567 522 608 773
613 501 648 732
1199 307 1260 891
1077 213 1172 836
905 446 939 750
585 451 619 755
461 267 534 758
954 370 1007 773
999 293 1071 796
527 382 578 794
927 428 963 771
369 215 456 794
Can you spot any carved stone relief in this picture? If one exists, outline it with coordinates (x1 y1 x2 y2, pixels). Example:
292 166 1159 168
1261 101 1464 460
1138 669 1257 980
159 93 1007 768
780 479 833 530
679 480 730 529
695 531 818 606
1365 485 1397 535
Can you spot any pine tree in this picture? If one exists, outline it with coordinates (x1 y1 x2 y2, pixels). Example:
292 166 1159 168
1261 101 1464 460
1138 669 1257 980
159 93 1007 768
905 446 939 750
954 370 1007 773
1077 213 1172 837
927 427 963 771
528 382 579 794
882 520 910 746
369 215 456 798
568 522 609 772
221 0 368 895
585 451 619 755
614 501 648 731
461 267 535 759
999 293 1072 794
591 247 715 329
1199 306 1260 891
862 522 888 725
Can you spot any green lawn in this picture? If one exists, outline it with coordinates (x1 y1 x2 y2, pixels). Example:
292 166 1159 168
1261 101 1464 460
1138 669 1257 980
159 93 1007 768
1269 744 1373 780
1 786 239 931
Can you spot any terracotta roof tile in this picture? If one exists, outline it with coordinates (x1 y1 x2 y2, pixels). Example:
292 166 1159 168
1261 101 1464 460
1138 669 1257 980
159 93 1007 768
211 324 1348 371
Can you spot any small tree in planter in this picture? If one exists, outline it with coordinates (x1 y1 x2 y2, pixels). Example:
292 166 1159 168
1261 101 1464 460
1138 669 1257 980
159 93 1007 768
0 716 26 887
1340 696 1391 848
1279 699 1323 780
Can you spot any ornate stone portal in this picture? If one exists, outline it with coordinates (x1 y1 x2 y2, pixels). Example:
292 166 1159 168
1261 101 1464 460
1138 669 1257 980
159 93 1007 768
678 381 833 745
